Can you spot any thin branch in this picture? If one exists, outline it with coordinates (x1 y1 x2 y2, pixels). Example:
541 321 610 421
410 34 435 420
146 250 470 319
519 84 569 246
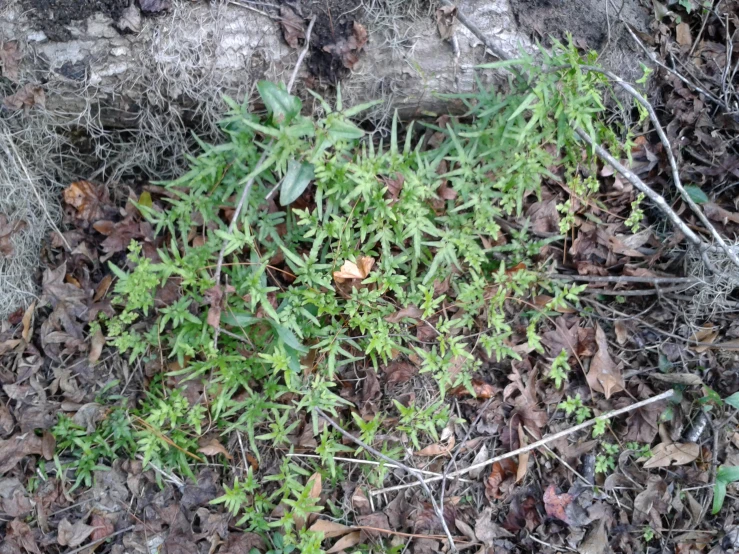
212 16 316 348
582 284 697 296
371 389 674 496
316 408 458 553
551 274 699 285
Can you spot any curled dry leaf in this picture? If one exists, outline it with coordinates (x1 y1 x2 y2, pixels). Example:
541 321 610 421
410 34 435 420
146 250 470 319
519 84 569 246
586 323 625 399
197 437 232 460
516 424 529 483
614 320 629 345
57 517 96 547
333 256 375 283
689 324 718 353
0 40 23 82
88 328 105 364
435 5 457 40
63 181 106 223
469 444 489 479
327 530 361 553
641 442 700 468
0 434 44 474
309 519 355 539
280 6 305 49
352 486 371 515
323 21 368 70
485 458 517 499
3 83 44 111
415 435 455 457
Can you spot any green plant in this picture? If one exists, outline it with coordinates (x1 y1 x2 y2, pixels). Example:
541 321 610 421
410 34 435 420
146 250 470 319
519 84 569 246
643 526 655 542
88 38 636 539
559 394 591 423
595 443 619 474
712 466 739 514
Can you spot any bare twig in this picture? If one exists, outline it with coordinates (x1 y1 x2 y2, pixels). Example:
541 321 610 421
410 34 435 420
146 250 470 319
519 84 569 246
439 0 511 62
583 284 697 296
212 16 316 348
551 274 699 285
316 408 458 552
371 390 674 495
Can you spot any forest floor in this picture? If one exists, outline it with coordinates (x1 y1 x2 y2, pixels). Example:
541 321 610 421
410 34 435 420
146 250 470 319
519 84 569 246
2 2 739 554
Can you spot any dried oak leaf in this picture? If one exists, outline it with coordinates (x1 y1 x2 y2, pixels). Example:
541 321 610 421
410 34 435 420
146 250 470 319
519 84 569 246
63 181 107 224
642 442 699 468
0 41 23 82
3 83 44 111
586 323 625 399
57 518 96 547
323 21 368 70
280 6 305 49
333 256 375 283
0 434 44 474
485 458 517 499
6 518 41 554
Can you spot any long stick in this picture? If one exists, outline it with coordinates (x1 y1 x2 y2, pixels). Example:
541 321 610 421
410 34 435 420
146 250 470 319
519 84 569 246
316 408 458 552
370 389 674 496
212 16 316 348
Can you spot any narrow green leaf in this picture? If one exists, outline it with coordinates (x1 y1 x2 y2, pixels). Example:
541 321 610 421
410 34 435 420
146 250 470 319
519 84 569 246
685 184 709 204
272 323 309 353
713 479 727 514
327 118 364 142
343 99 383 117
280 159 315 206
508 92 536 121
477 58 526 69
717 465 739 483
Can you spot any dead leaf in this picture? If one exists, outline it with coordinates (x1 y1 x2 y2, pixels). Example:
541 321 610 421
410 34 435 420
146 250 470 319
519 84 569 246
475 506 513 546
614 320 629 345
469 444 488 479
309 519 355 538
385 305 423 323
327 530 361 553
88 328 105 364
352 486 371 515
642 442 700 468
544 485 573 523
580 519 608 554
197 437 232 460
94 275 113 302
57 518 95 547
689 324 718 353
280 6 305 49
586 323 625 398
415 435 455 457
333 256 375 283
7 518 42 554
449 379 496 399
3 83 44 111
704 202 739 225
455 518 477 542
90 513 115 542
357 512 391 541
381 172 405 201
383 360 417 384
0 434 44 474
0 405 14 437
485 458 517 499
0 41 23 82
219 533 266 554
137 0 171 13
625 400 664 443
676 22 692 46
527 198 560 237
516 424 529 483
0 215 27 259
63 181 106 223
72 404 103 434
322 21 368 70
21 301 35 342
435 5 457 40
649 373 703 386
633 477 668 524
308 472 322 500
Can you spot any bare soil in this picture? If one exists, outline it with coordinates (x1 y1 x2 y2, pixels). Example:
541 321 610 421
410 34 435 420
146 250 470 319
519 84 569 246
21 0 129 41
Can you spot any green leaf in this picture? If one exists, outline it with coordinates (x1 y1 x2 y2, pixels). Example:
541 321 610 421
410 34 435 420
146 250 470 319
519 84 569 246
713 479 727 514
726 392 739 410
220 311 261 328
257 81 301 124
508 92 537 121
477 58 526 69
343 99 383 117
712 466 739 514
272 323 309 353
685 184 709 204
718 465 739 483
280 160 315 206
327 118 364 142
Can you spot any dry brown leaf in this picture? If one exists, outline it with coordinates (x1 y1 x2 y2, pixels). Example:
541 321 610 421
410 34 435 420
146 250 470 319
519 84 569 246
469 444 488 479
0 434 44 474
21 301 35 342
327 530 361 553
614 320 629 345
485 458 517 499
383 360 417 384
90 513 115 542
57 518 96 547
0 215 27 258
415 435 455 457
322 21 368 70
704 202 739 225
333 256 375 283
197 437 232 460
516 424 529 483
435 5 457 40
0 41 23 82
689 324 718 353
384 305 423 323
307 472 322 500
642 442 700 468
580 519 608 554
586 323 625 399
676 22 692 46
649 373 703 386
94 274 113 302
543 485 573 523
280 6 305 49
308 519 355 538
63 181 106 223
88 328 105 364
3 83 44 111
7 518 42 554
351 486 371 515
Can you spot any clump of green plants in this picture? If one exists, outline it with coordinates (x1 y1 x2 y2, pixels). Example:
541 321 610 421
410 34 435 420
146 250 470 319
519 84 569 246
80 39 638 546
